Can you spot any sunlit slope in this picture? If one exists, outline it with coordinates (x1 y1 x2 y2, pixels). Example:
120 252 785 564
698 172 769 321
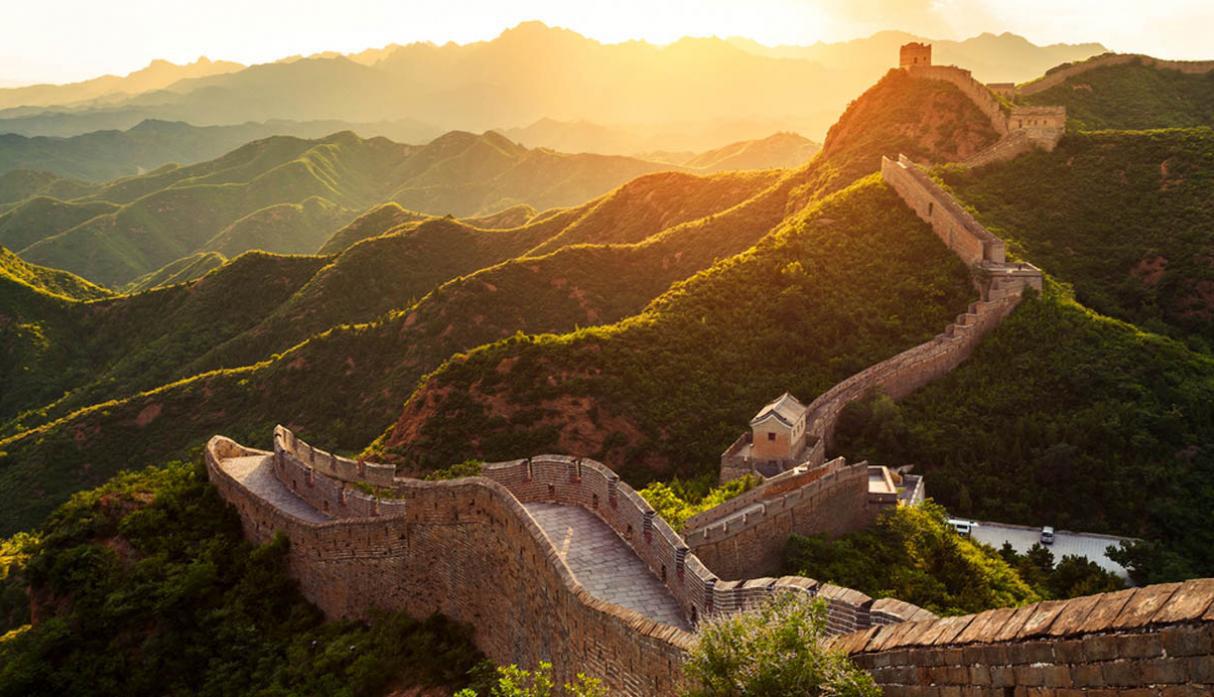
835 281 1214 580
122 251 227 293
368 176 973 481
0 167 777 437
682 132 820 171
0 169 95 206
1020 60 1214 131
0 196 118 252
18 133 402 285
317 202 430 254
0 67 1021 532
942 128 1214 346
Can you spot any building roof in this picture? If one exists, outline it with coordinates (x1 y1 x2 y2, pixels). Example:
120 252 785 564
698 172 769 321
749 392 807 429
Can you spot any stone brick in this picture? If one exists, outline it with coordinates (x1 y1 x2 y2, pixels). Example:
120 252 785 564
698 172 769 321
1070 662 1105 688
1083 634 1122 661
1150 578 1214 624
1113 583 1182 629
1159 624 1213 657
1102 658 1147 687
1138 658 1187 685
1009 640 1054 664
1115 632 1164 659
1014 664 1047 686
1019 600 1067 637
1045 593 1101 637
1053 639 1085 663
1077 588 1138 633
1186 655 1214 682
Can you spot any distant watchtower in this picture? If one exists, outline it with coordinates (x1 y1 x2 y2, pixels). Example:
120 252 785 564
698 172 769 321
900 42 932 69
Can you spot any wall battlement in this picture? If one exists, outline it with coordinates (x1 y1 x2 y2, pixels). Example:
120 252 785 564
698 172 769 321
907 65 1010 137
832 579 1214 694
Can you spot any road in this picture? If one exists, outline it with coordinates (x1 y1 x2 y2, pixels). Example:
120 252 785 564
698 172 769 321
967 520 1136 581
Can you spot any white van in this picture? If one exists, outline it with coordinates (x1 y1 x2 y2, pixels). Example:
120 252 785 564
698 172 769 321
947 519 973 537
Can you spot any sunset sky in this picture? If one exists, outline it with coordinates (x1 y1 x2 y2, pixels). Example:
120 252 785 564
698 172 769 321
3 0 1212 85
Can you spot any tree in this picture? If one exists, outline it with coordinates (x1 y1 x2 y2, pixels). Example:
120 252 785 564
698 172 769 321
681 593 879 697
456 662 606 697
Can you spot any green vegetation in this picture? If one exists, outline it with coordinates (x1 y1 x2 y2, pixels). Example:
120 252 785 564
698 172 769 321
456 663 606 697
681 593 878 697
639 474 760 532
940 128 1214 348
997 542 1125 600
0 460 483 696
121 251 227 293
0 246 110 302
0 170 95 207
317 201 429 254
204 196 355 257
371 177 974 484
784 502 1123 616
425 459 485 481
836 282 1214 580
1021 61 1214 131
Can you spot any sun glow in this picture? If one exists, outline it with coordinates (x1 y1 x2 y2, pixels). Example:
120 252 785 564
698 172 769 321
1 0 1212 85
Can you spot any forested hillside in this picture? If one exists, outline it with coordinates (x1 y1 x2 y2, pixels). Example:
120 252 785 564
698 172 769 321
0 69 1003 533
1020 59 1214 131
940 128 1214 347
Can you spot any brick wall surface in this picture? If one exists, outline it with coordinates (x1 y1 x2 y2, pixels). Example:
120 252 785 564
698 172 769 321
908 65 1010 136
831 580 1214 695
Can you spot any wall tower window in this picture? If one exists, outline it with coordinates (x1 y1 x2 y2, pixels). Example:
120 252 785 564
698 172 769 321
767 432 776 441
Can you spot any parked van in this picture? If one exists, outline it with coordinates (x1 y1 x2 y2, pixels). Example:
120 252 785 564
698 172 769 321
1041 526 1056 545
948 519 973 537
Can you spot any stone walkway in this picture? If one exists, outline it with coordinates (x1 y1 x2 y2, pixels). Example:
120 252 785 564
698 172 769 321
219 455 330 524
525 503 689 629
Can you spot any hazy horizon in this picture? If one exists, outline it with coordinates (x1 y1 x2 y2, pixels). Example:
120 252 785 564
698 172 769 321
3 0 1212 86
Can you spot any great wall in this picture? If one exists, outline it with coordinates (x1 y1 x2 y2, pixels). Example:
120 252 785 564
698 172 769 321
203 48 1214 694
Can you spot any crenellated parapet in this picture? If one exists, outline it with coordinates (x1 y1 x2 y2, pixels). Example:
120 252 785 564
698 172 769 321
832 579 1214 694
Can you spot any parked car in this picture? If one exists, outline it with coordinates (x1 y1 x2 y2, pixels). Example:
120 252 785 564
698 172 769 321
1041 526 1056 545
947 518 973 537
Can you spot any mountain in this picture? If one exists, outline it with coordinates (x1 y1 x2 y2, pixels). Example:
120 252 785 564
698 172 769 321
0 62 1004 533
727 30 1106 85
0 119 436 182
0 57 243 110
8 129 757 287
1019 58 1214 130
121 251 227 293
0 169 94 206
680 133 820 170
498 117 817 155
0 23 1106 143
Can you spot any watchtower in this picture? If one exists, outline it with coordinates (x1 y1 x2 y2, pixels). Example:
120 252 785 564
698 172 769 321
900 42 932 69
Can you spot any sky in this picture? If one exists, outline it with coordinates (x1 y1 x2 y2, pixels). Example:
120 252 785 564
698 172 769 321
2 0 1213 85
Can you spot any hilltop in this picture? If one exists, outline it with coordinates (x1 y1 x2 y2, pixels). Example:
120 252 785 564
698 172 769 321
0 57 243 110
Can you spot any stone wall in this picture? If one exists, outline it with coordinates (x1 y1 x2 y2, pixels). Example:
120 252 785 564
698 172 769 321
685 460 882 581
882 153 1006 265
908 65 1010 137
1018 53 1214 97
832 579 1214 695
210 428 934 691
208 435 692 696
